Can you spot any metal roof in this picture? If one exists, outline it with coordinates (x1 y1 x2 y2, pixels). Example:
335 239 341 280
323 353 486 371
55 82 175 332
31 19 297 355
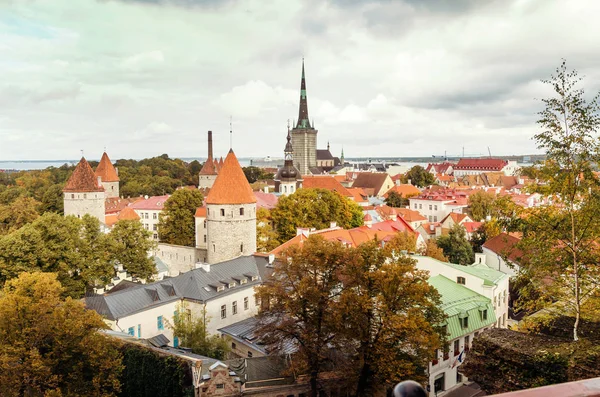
414 255 507 287
86 255 268 320
428 275 497 340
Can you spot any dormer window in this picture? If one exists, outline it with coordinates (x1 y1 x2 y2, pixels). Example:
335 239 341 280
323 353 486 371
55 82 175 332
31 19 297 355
457 276 466 285
251 276 258 281
217 285 225 292
228 282 236 288
240 278 248 285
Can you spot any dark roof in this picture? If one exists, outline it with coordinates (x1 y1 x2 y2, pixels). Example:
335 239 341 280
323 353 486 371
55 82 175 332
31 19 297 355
147 334 170 348
226 356 294 387
105 280 142 295
86 255 269 320
316 149 334 160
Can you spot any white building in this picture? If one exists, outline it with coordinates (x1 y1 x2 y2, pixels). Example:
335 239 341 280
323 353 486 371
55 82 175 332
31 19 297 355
481 232 523 277
130 194 170 241
85 255 268 345
409 195 468 224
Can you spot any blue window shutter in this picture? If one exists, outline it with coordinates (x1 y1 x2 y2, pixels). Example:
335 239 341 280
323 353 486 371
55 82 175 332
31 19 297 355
157 316 164 330
137 324 141 338
128 327 134 336
174 336 179 347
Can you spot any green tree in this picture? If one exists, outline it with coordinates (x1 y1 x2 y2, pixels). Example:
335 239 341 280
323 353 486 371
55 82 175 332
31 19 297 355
518 61 600 341
271 188 364 242
402 165 435 188
256 236 350 397
0 272 122 396
168 303 229 360
468 190 495 221
39 184 65 214
383 231 417 253
158 189 204 247
385 191 409 207
256 208 280 252
470 219 501 253
0 196 40 235
0 213 114 298
436 224 475 265
110 220 157 281
340 241 445 395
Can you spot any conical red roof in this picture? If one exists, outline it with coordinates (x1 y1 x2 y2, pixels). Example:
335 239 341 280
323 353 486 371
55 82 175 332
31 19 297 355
95 152 119 182
199 157 218 176
64 157 105 193
206 150 256 205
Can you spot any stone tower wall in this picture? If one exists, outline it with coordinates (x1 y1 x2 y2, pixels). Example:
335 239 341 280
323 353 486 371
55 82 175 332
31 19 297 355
206 203 257 264
198 174 217 190
101 181 119 199
292 129 317 175
63 192 106 224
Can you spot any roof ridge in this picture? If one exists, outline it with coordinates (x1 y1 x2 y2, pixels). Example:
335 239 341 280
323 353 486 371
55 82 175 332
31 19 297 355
64 157 105 193
205 150 256 205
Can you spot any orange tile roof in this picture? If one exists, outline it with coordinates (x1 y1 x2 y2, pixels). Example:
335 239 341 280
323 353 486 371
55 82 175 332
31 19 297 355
206 150 257 205
347 187 368 203
395 208 427 222
482 232 524 263
302 176 353 197
63 157 105 193
105 197 143 214
383 184 421 198
195 207 207 217
462 221 482 233
95 152 119 182
199 157 218 176
104 207 140 227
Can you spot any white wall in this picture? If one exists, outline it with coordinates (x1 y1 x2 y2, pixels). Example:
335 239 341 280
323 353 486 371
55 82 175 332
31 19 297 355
116 300 181 342
482 247 519 277
134 209 162 241
155 243 203 276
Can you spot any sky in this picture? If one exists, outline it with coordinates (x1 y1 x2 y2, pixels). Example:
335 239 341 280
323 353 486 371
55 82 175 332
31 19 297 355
1 0 600 161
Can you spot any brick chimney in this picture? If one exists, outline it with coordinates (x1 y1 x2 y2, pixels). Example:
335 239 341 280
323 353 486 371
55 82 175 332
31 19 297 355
208 130 213 160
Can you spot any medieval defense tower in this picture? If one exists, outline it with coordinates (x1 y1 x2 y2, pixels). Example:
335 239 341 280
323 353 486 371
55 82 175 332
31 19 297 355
291 60 318 175
95 152 120 198
63 157 106 223
205 149 257 264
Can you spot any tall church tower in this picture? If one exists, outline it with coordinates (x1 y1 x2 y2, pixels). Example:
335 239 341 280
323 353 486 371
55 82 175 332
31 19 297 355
205 149 257 264
275 123 303 195
291 60 318 176
63 157 106 223
95 152 120 198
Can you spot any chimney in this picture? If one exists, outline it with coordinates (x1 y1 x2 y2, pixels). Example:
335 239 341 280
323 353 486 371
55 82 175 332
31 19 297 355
395 179 400 186
208 130 213 160
200 263 210 272
330 221 337 229
268 254 275 265
408 179 412 185
116 167 119 176
97 176 102 186
263 186 269 193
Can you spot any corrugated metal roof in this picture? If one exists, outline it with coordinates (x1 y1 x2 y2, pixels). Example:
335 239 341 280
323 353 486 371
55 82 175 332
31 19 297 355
86 255 268 320
219 317 297 356
428 275 497 340
415 255 506 286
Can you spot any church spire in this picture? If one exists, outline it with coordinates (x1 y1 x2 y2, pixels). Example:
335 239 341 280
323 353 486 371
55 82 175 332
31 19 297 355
296 59 311 129
285 120 293 156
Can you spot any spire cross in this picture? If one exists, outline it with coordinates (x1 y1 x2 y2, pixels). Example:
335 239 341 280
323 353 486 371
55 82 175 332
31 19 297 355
229 116 233 149
80 149 84 158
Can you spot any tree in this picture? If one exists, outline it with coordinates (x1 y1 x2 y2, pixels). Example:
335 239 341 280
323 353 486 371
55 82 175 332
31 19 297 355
402 165 435 188
468 190 495 221
158 189 204 246
0 272 122 396
383 231 417 253
256 208 280 252
0 196 40 234
168 303 229 359
340 241 446 395
256 236 350 397
271 188 364 242
470 220 501 253
0 213 115 298
519 61 600 341
419 239 448 261
385 191 409 208
110 220 157 281
436 224 475 265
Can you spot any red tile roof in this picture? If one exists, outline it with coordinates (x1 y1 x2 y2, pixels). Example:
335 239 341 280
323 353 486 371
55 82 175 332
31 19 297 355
105 206 140 227
195 207 207 217
346 187 368 203
105 197 143 214
199 157 218 176
63 157 105 193
254 191 278 210
482 232 524 263
130 195 170 210
206 150 257 205
454 158 508 171
395 208 427 222
302 176 353 197
462 221 482 233
95 152 119 182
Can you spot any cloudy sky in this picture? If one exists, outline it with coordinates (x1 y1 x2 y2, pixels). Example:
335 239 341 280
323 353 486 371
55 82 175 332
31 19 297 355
1 0 600 161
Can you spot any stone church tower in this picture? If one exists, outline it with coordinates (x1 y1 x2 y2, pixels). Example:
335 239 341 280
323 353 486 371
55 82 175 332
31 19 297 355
63 157 106 223
275 124 303 195
198 130 219 190
95 152 120 198
205 149 257 264
291 60 318 176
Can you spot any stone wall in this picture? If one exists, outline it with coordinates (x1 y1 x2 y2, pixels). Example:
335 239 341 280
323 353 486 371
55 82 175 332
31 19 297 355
63 191 106 224
101 181 120 198
206 203 257 264
155 243 205 276
199 174 217 190
292 128 317 175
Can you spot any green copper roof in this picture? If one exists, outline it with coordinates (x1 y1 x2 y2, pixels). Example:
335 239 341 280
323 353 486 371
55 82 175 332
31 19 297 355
415 255 507 287
428 275 497 340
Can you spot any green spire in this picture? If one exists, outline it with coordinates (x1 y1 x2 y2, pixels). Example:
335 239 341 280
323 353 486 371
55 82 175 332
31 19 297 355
296 58 311 129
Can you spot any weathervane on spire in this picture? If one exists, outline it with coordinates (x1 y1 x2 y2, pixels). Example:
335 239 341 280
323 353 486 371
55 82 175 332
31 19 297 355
229 116 233 149
80 149 84 158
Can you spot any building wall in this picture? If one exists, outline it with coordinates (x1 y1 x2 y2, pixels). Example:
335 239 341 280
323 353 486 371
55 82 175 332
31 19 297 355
292 129 317 175
198 174 217 190
195 215 208 250
482 247 519 276
206 203 257 264
375 176 395 197
116 300 181 343
221 334 265 359
134 208 162 241
409 198 451 223
414 256 510 328
63 192 106 224
101 181 120 199
155 243 202 276
277 181 299 196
